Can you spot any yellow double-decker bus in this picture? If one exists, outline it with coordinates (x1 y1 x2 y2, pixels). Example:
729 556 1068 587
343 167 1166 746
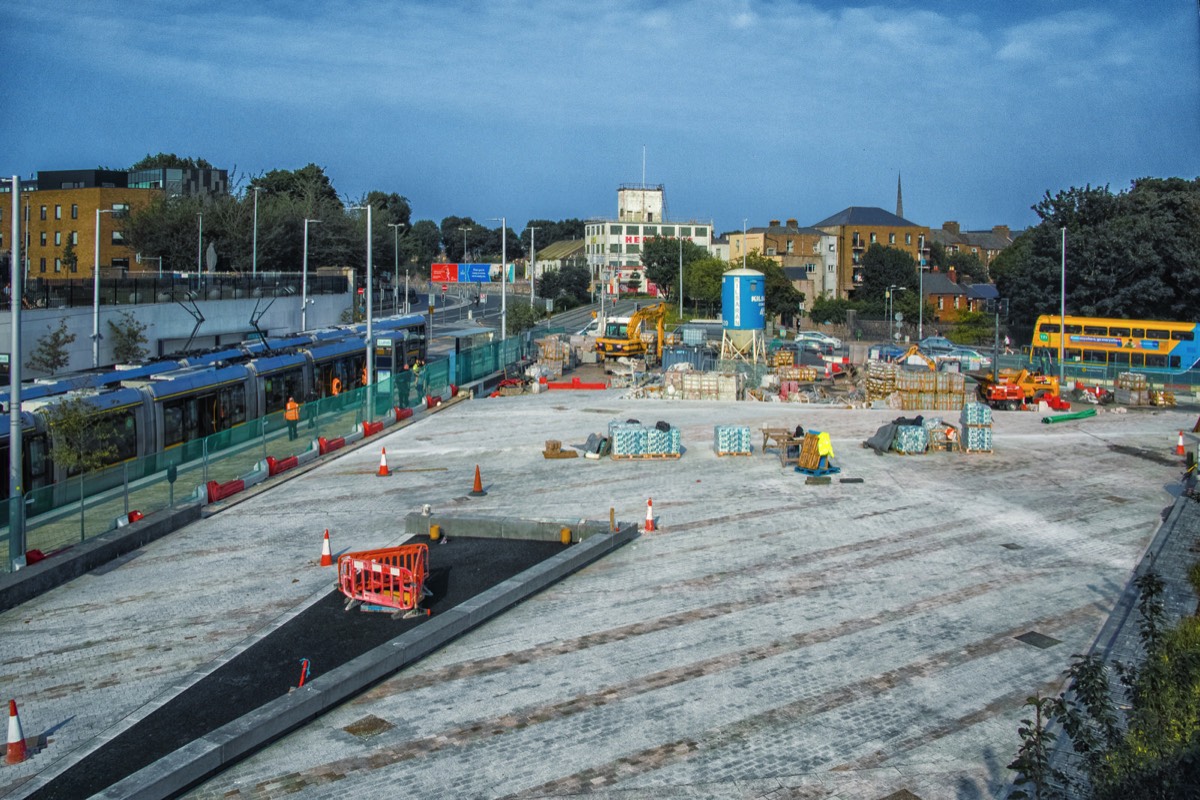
1031 315 1200 373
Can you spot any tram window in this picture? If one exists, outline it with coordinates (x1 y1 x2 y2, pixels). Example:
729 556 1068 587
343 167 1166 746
1109 326 1130 337
1146 329 1169 340
1171 329 1194 341
1145 353 1167 368
228 384 247 424
1083 326 1107 336
263 377 289 414
1131 328 1144 338
1082 349 1107 363
1110 351 1131 367
1063 324 1082 334
109 411 138 462
163 403 185 447
27 436 47 481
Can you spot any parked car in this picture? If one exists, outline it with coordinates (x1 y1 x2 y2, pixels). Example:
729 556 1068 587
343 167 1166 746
868 343 908 362
918 335 955 355
941 347 992 371
796 330 843 350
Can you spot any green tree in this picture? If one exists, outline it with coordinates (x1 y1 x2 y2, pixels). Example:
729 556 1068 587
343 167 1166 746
685 257 727 315
1008 694 1067 800
808 296 858 325
42 395 118 476
107 310 149 363
993 178 1200 340
406 220 442 277
129 153 214 170
26 320 76 374
505 302 547 335
641 236 709 302
626 270 644 294
252 164 339 208
538 263 591 308
61 237 78 274
521 219 585 251
743 252 804 323
858 243 919 311
942 248 988 283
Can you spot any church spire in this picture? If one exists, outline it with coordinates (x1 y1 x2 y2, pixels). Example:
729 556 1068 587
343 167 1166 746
896 173 904 219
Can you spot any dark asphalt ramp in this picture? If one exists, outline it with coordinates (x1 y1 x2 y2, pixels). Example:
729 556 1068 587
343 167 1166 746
31 535 565 800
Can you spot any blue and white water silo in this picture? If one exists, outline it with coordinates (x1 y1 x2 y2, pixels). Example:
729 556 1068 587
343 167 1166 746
720 269 767 362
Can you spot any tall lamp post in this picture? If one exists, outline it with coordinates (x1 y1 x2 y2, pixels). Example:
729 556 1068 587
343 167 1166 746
488 217 507 339
301 218 321 332
458 226 471 262
886 285 906 343
251 186 265 277
351 205 375 419
9 176 25 568
388 222 406 314
677 236 684 317
93 207 116 368
917 261 925 340
527 226 540 307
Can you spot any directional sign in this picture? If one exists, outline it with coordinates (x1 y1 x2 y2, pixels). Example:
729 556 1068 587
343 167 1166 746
431 263 458 283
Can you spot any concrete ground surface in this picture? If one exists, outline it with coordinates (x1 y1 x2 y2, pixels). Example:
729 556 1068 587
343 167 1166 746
1 388 1196 800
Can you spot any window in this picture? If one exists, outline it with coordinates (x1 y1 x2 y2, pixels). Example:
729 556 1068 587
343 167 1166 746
1131 328 1145 338
71 204 78 219
55 205 61 220
679 227 692 236
643 226 657 236
906 234 912 245
806 264 816 273
112 231 125 245
54 258 61 273
786 240 794 254
610 225 622 235
828 244 835 252
111 203 130 216
889 233 896 244
70 258 78 273
1146 328 1169 340
938 297 945 310
609 243 620 253
39 205 46 220
695 227 707 237
827 264 834 272
1083 325 1107 335
54 231 61 246
627 244 640 254
1171 329 1195 341
112 257 129 270
1083 349 1108 363
39 232 46 246
39 258 46 273
1109 326 1130 337
869 233 877 243
661 226 675 236
1145 353 1167 368
70 231 78 245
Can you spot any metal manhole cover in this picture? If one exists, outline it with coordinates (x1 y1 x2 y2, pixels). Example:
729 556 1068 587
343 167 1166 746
1000 543 1024 550
343 714 395 739
1015 631 1062 649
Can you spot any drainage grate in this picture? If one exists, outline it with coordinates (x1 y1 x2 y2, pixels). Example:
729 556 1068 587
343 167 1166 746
1000 542 1024 550
1015 631 1062 649
343 714 396 739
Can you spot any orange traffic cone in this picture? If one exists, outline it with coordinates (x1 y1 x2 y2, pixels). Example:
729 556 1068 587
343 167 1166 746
824 362 831 380
6 699 26 765
377 447 390 477
469 465 487 497
1177 431 1186 457
320 529 333 567
644 498 656 532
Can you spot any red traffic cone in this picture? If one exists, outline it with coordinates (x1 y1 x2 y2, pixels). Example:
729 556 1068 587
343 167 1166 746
1178 431 1186 457
6 700 26 765
320 529 333 567
824 361 831 380
644 498 656 532
377 447 390 477
470 465 487 497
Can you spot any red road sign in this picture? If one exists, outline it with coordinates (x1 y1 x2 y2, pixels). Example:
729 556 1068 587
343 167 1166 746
441 284 448 293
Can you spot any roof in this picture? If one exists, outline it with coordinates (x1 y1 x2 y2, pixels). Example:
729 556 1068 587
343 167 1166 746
534 239 585 261
964 282 1000 300
782 267 811 280
811 206 920 228
921 272 968 297
748 224 827 237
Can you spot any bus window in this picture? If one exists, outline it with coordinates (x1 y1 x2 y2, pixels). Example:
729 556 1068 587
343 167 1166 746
1171 330 1195 341
1128 353 1144 367
1082 349 1107 363
1170 355 1181 369
1145 353 1167 368
1110 351 1131 367
1131 328 1144 338
1083 326 1108 336
1146 329 1169 340
1063 324 1082 334
1109 326 1130 337
1038 322 1058 333
1065 349 1082 361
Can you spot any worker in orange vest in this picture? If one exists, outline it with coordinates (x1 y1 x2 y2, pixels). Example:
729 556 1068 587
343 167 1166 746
285 396 300 441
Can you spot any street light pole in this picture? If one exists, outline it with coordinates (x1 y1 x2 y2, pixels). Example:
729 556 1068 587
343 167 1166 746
301 218 321 332
251 186 264 277
678 236 684 317
196 212 203 273
488 217 507 339
9 175 25 569
527 226 540 308
742 219 748 269
458 226 470 262
1060 226 1066 386
350 205 375 418
388 222 405 314
93 207 116 368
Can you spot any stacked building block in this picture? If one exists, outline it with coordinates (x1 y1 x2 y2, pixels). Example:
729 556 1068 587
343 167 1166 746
714 425 752 455
960 401 993 453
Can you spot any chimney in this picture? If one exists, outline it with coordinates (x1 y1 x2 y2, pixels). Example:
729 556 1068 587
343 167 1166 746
785 218 798 229
948 267 958 284
992 224 1010 239
768 219 780 228
942 221 960 235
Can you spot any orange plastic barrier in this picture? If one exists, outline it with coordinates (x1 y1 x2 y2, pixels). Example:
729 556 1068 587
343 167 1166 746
362 420 384 436
337 543 429 614
425 394 441 409
318 436 346 455
127 510 144 524
545 376 608 390
266 455 299 476
206 479 245 503
449 384 459 397
394 406 413 422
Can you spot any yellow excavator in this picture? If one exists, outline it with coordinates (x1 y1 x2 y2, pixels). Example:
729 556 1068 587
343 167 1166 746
595 302 667 364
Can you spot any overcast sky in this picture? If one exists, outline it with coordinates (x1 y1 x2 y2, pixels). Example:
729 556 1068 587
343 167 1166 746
2 0 1197 236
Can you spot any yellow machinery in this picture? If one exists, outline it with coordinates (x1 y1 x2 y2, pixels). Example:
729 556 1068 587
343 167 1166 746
896 345 937 371
596 302 667 363
975 369 1062 409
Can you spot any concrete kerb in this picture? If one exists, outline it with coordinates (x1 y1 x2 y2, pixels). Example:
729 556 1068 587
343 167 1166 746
0 502 203 614
97 521 639 800
404 511 617 543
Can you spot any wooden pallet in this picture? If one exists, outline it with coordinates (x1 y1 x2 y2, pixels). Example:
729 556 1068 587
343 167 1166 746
715 450 753 457
611 452 682 460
